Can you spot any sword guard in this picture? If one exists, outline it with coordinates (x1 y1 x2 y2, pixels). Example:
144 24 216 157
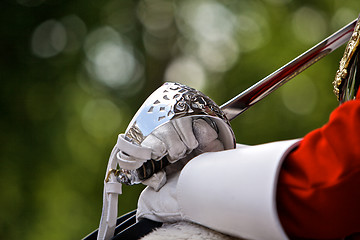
121 82 236 184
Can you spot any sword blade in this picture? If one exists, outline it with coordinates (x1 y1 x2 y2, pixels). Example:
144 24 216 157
221 18 357 121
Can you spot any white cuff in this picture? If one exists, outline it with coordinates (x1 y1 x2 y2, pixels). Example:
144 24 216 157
177 139 301 240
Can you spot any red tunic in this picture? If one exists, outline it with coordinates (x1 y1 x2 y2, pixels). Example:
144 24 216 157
277 90 360 239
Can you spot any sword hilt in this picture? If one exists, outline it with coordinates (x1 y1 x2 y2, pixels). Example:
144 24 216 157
118 82 236 185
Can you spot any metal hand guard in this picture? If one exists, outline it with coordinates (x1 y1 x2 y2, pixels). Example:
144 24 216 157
119 82 236 184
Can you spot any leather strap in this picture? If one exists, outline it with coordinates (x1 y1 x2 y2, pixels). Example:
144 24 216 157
98 134 155 240
116 134 152 170
116 134 152 160
98 146 122 240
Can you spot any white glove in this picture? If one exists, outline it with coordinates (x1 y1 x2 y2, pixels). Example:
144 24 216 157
120 117 225 190
137 140 301 240
137 171 182 223
136 117 226 221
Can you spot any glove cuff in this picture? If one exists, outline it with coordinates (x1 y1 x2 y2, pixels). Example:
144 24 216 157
137 172 183 222
177 139 301 240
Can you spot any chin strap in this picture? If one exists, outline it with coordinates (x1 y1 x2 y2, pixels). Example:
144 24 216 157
97 134 152 240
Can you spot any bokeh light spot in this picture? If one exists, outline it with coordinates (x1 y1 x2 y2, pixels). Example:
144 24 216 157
331 7 358 30
179 0 236 43
84 27 141 89
101 0 137 32
281 75 317 115
61 15 87 53
176 0 240 73
165 56 206 90
292 7 327 44
176 0 267 73
137 0 174 33
236 14 267 52
81 99 122 139
197 38 239 72
137 0 176 59
31 20 67 58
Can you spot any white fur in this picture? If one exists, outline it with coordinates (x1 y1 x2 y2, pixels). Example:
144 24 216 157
140 221 241 240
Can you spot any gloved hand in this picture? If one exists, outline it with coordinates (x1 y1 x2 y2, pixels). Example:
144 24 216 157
142 117 225 162
136 140 302 240
137 171 182 223
119 117 225 190
135 117 226 221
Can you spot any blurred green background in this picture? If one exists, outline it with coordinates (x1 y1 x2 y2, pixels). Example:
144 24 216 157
1 0 360 239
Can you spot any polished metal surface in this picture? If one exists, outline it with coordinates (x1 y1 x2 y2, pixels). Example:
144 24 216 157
125 82 234 147
121 82 236 184
221 18 357 121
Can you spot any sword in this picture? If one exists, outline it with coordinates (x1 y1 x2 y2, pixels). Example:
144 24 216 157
95 18 358 240
118 18 357 184
221 18 357 120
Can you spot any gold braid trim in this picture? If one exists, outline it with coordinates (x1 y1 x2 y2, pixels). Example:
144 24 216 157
333 18 360 100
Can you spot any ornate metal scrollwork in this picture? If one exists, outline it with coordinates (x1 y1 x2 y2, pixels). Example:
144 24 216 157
121 82 235 183
125 82 230 144
333 18 360 101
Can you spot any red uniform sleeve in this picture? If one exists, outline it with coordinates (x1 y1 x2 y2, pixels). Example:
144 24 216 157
277 95 360 239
